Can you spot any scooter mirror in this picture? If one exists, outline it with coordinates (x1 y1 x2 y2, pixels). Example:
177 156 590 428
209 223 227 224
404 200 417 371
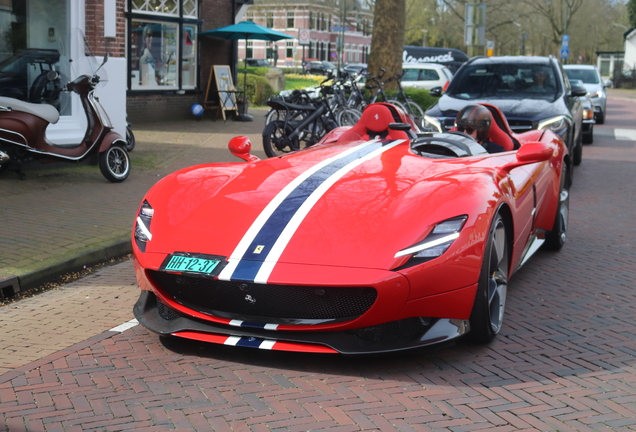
46 70 59 81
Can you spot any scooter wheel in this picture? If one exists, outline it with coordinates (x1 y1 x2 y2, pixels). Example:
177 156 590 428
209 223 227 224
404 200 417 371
99 144 130 183
125 126 135 152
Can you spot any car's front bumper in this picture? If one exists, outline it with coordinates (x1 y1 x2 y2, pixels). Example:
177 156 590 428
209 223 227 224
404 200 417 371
134 291 470 354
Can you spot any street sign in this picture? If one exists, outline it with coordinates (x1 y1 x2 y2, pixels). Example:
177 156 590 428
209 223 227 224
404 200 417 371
560 34 569 59
298 29 310 46
486 40 494 57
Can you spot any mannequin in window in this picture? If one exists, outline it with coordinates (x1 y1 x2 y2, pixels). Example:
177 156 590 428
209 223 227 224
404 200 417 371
140 26 158 86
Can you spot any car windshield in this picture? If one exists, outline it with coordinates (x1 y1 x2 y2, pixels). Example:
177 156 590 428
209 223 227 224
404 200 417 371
449 63 560 100
564 68 599 84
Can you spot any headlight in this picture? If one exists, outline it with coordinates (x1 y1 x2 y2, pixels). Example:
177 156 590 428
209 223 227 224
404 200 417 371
583 108 594 120
395 216 467 261
538 115 567 133
588 90 603 98
420 115 442 133
134 201 153 251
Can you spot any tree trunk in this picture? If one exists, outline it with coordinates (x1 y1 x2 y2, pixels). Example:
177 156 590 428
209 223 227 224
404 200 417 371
368 0 406 92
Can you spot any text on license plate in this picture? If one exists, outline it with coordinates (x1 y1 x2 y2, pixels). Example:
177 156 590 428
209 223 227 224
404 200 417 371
164 255 220 274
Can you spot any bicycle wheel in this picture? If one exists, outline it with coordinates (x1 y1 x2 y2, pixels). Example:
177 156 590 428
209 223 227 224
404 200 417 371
336 108 362 126
385 98 408 112
262 121 300 158
404 101 425 128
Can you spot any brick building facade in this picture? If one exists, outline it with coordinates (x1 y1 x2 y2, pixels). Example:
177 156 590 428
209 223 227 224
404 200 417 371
126 0 251 123
243 0 373 68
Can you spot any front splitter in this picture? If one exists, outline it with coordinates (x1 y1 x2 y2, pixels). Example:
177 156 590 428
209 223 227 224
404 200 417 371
134 291 470 355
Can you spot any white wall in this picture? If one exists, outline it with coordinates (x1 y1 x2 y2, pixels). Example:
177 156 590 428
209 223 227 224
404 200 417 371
624 32 636 72
45 0 126 144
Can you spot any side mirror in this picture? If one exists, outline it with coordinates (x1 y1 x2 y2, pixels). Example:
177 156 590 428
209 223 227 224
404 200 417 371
228 136 260 162
604 79 613 88
570 84 587 97
429 86 442 98
499 142 553 175
516 142 554 163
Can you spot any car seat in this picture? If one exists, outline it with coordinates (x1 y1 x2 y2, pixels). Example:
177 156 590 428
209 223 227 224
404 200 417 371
480 104 520 151
340 103 410 142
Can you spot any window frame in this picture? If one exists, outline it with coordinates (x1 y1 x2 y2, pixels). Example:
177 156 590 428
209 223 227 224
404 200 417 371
127 0 200 93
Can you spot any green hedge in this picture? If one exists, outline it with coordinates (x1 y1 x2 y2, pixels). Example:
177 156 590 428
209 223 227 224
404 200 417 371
238 73 274 106
363 87 438 113
403 88 439 112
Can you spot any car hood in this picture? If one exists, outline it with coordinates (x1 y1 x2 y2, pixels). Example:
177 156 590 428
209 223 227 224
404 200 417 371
581 83 603 94
429 95 565 121
143 139 504 273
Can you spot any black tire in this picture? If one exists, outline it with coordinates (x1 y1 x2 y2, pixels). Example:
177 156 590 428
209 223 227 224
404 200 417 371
582 125 594 144
125 126 136 152
99 144 130 183
468 213 509 343
543 167 570 251
596 111 605 125
572 132 583 166
262 121 299 158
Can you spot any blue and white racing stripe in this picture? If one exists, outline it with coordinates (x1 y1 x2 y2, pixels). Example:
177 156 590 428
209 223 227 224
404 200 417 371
218 138 405 283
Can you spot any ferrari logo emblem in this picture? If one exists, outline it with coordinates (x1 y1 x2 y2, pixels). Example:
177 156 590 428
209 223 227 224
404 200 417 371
245 294 256 304
374 114 379 120
254 245 264 254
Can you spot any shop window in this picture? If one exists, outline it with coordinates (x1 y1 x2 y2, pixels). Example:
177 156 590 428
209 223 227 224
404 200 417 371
129 0 198 90
0 0 72 115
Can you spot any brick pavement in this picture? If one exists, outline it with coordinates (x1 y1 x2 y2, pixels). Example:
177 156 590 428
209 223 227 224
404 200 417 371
1 99 636 431
0 108 270 290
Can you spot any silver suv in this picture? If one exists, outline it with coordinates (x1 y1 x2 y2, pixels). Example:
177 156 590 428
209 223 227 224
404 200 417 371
564 65 608 124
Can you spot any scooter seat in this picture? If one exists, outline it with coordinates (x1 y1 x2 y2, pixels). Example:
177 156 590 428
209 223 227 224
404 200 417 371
0 96 60 125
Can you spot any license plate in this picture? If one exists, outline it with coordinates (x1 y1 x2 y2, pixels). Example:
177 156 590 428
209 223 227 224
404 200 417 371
161 253 224 275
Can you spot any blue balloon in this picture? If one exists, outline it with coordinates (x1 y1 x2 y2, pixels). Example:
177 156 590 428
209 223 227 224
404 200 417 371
191 104 204 117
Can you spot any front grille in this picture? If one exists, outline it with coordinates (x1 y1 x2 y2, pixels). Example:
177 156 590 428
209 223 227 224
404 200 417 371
346 317 432 342
147 270 377 323
507 119 534 132
441 117 455 131
157 299 181 321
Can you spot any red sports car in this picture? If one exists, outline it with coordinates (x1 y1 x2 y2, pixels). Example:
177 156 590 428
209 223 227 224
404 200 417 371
132 103 570 354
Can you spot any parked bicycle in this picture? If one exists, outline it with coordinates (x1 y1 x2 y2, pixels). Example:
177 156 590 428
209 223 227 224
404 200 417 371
262 84 339 158
384 71 426 128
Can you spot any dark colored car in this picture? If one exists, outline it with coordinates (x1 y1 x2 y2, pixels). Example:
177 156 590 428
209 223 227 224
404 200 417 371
424 56 586 167
342 62 367 75
304 61 336 75
0 48 61 104
569 79 595 144
245 58 272 67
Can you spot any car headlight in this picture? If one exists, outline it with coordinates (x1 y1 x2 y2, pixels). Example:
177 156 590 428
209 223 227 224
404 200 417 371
395 216 467 261
134 201 154 251
538 115 567 133
588 90 603 98
420 115 442 133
